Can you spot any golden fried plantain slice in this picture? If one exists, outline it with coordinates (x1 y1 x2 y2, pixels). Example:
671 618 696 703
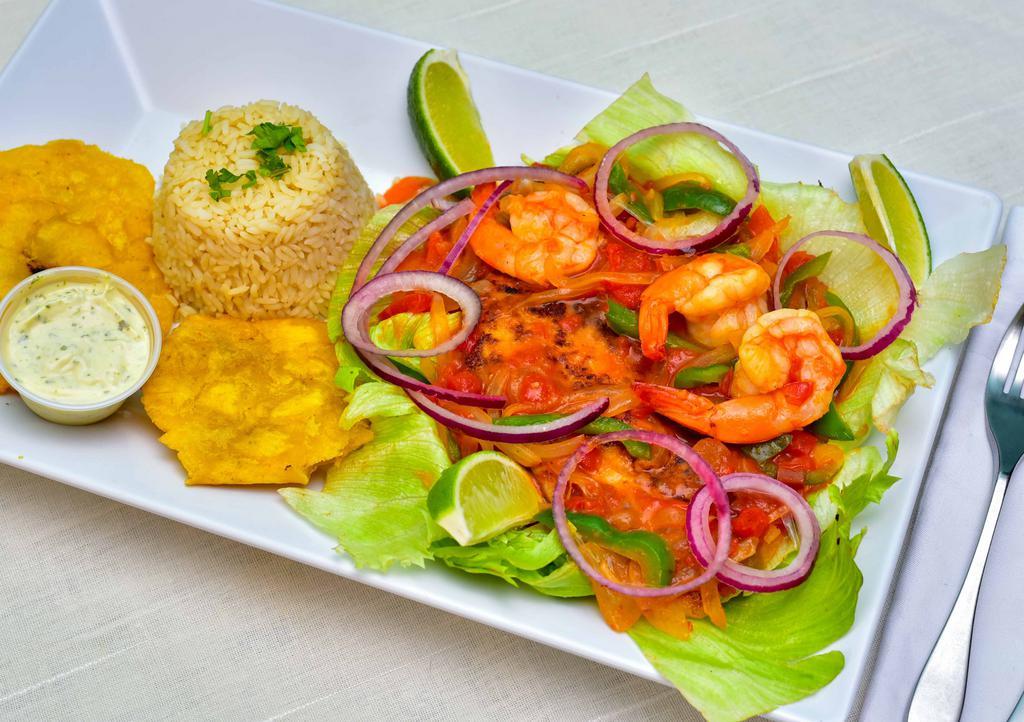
142 315 355 486
0 140 176 392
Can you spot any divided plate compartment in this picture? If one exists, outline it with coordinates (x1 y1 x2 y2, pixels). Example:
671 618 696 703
0 1 1003 720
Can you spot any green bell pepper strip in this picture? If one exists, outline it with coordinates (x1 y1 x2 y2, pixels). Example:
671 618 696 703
673 363 733 389
718 242 752 258
605 300 703 351
741 433 793 463
661 182 737 216
534 508 674 587
389 358 430 383
810 401 856 440
609 163 654 224
779 251 832 306
494 413 651 459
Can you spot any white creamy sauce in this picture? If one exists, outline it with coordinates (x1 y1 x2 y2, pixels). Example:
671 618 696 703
3 279 151 404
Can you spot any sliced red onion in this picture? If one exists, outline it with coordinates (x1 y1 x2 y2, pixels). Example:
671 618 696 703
593 122 759 255
353 167 588 292
772 230 917 360
355 348 504 408
439 180 512 275
687 472 820 593
376 199 475 277
408 391 608 442
342 271 480 358
552 430 732 597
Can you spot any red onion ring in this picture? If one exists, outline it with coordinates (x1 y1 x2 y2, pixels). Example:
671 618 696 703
438 180 512 275
593 122 759 255
408 391 609 442
771 230 917 360
552 430 732 597
353 167 588 292
355 348 504 409
342 271 480 358
376 199 475 277
687 472 820 592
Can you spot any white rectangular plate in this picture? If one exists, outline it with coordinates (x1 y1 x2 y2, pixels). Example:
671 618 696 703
0 1 1002 719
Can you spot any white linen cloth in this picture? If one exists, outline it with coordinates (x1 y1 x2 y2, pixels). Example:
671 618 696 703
2 0 1024 720
860 208 1024 722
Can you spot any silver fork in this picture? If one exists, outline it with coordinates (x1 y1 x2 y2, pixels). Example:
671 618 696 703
908 303 1024 722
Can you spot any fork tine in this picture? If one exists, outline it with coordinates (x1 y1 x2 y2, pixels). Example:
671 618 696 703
992 308 1024 389
1012 349 1024 397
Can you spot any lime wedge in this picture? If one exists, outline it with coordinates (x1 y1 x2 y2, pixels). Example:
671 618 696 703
408 48 494 179
427 451 544 545
849 153 932 284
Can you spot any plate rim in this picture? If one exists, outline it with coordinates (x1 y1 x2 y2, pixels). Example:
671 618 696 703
0 1 1006 720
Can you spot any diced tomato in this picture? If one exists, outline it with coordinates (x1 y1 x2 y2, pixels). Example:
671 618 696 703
382 176 434 206
774 429 819 483
732 507 771 538
378 292 433 320
424 231 453 268
606 240 656 273
776 466 806 486
517 372 560 406
781 381 813 405
788 430 818 455
436 360 483 395
606 283 646 310
578 447 603 473
745 206 776 236
782 250 815 277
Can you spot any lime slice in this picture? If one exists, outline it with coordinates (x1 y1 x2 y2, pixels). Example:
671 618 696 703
408 48 494 179
849 153 932 284
427 451 544 545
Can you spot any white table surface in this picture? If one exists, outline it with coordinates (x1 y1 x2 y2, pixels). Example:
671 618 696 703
2 1 1023 720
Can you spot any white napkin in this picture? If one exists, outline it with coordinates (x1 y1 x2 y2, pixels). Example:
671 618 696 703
860 207 1024 722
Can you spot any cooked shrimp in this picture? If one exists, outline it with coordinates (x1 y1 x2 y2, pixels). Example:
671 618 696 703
635 309 846 443
469 189 600 287
637 254 771 359
686 297 768 350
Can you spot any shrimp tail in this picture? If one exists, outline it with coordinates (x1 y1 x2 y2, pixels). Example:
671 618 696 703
638 300 670 361
633 382 715 436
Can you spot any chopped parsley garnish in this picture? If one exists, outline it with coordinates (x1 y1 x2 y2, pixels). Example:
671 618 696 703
201 110 213 135
256 149 290 178
205 122 307 201
248 122 307 153
205 168 242 201
205 168 258 201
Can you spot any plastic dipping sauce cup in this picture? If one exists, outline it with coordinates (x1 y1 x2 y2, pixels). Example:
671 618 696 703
0 267 163 425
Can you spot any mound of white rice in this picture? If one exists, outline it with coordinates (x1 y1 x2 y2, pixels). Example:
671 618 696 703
153 100 375 319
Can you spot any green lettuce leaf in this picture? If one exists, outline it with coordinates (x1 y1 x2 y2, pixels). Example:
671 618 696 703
836 338 934 437
630 521 858 722
759 181 907 339
759 181 866 246
811 431 900 540
837 246 1006 436
280 382 451 570
370 310 462 375
630 433 899 722
333 341 375 393
431 526 593 598
542 74 747 198
326 204 439 342
902 245 1007 362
